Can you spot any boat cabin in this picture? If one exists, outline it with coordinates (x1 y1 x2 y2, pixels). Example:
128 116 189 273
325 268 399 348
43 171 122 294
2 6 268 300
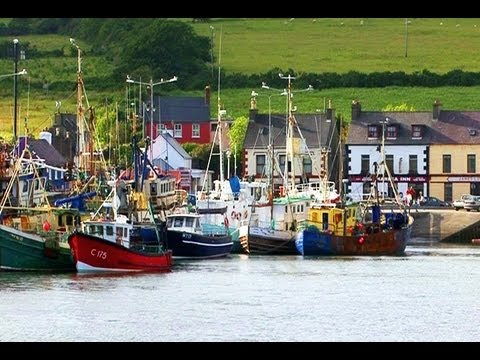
308 204 360 236
167 214 203 234
82 215 134 248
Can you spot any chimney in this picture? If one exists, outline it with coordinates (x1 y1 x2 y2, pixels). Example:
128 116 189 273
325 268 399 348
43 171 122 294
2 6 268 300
249 95 258 122
433 99 442 120
204 85 211 105
351 100 361 121
326 99 334 122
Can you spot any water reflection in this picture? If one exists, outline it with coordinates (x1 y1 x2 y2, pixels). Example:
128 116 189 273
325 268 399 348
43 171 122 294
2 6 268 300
1 242 479 342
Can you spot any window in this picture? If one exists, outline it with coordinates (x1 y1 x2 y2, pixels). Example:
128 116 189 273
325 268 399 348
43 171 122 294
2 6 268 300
385 155 394 174
303 156 312 174
157 123 166 135
444 183 453 203
361 155 370 175
185 217 195 227
409 155 418 175
471 182 480 196
468 154 476 173
386 125 397 139
368 125 379 139
211 123 217 132
256 154 266 175
412 125 423 139
174 124 182 138
106 226 113 236
192 124 200 138
150 183 157 196
443 154 451 173
279 154 286 169
362 182 370 200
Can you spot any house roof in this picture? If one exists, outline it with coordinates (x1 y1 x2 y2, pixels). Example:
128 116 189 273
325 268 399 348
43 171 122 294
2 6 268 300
244 111 337 150
347 111 434 145
348 110 480 146
159 132 192 159
22 138 67 167
433 111 480 144
151 96 210 123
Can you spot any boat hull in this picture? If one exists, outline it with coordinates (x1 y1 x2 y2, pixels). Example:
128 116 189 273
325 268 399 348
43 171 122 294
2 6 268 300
67 232 172 272
295 220 412 256
166 230 233 259
202 223 247 254
246 227 298 255
0 224 75 271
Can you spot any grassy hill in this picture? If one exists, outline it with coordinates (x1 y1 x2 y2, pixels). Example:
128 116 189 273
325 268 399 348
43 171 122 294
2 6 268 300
2 18 480 142
189 18 480 74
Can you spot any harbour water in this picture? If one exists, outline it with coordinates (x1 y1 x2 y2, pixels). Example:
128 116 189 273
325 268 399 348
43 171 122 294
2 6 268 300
1 239 479 342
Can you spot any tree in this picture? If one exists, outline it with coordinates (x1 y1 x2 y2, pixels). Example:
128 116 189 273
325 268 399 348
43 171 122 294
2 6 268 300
115 19 211 86
228 116 248 173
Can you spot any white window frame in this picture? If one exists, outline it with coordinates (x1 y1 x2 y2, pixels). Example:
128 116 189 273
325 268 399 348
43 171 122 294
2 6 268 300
192 123 200 138
174 124 182 138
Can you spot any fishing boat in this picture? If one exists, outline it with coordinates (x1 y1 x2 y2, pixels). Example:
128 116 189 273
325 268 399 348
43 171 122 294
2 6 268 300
67 214 172 272
193 35 254 254
295 119 414 256
166 213 233 259
245 74 339 255
295 202 412 256
0 146 79 271
247 194 312 255
0 38 107 272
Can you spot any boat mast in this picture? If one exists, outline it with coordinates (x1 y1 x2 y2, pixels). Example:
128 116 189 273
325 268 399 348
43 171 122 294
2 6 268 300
200 27 224 192
280 74 296 195
71 38 86 176
217 28 224 184
217 69 224 183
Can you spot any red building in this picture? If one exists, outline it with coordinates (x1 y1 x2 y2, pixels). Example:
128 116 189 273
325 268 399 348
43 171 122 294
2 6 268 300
144 92 211 145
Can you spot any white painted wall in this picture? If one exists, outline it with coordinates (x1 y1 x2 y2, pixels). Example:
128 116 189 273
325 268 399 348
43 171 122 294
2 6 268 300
151 134 192 169
347 145 427 201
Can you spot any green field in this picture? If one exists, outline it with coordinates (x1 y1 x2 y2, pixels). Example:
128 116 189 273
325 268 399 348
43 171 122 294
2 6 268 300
2 18 480 142
190 18 480 75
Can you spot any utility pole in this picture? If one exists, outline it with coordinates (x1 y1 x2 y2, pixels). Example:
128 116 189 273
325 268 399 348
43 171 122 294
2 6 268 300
405 18 409 58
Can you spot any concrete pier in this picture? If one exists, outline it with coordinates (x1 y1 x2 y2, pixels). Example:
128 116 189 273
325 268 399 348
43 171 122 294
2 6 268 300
408 208 480 243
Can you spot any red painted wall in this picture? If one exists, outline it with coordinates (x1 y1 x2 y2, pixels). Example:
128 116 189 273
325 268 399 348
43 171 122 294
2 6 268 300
146 122 211 144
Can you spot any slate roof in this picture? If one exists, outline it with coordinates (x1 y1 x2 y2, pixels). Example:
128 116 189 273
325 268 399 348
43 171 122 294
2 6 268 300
150 96 210 123
347 111 434 145
433 111 480 144
348 110 480 146
244 111 338 150
22 138 67 167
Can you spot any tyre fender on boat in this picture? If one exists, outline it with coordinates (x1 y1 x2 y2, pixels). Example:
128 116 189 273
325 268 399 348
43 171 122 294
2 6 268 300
231 211 236 219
